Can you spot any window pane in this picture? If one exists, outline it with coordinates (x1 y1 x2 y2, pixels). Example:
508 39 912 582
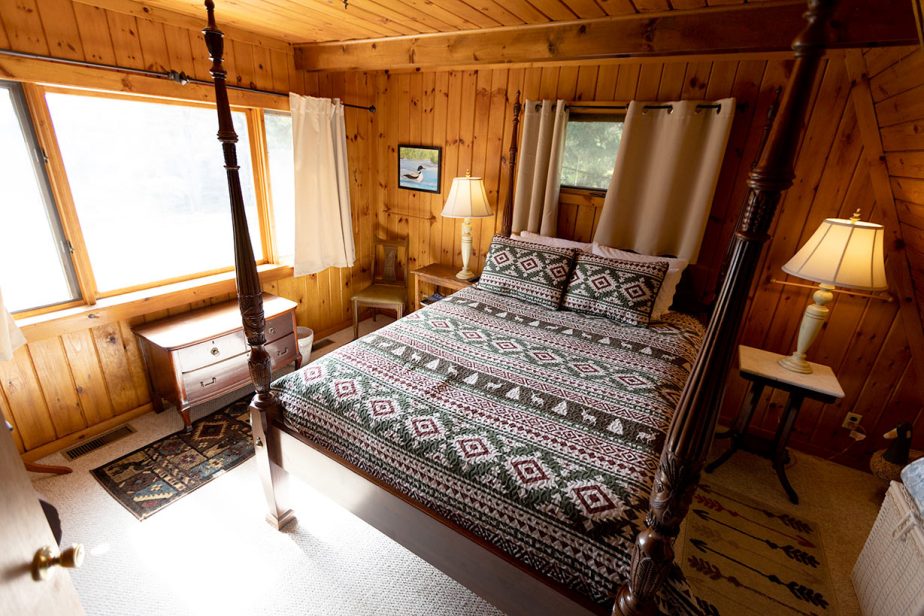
560 119 624 191
0 84 78 313
264 111 294 262
46 93 262 293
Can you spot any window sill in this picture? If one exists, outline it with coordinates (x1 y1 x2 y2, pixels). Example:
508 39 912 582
17 263 294 342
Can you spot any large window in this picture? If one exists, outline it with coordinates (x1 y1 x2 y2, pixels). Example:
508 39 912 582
45 91 264 294
0 82 79 313
264 110 294 262
560 113 624 191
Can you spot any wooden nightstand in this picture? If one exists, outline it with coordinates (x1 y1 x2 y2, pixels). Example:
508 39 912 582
706 345 845 504
134 294 300 431
411 263 474 310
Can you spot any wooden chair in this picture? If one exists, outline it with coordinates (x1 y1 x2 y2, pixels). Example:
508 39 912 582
351 237 408 340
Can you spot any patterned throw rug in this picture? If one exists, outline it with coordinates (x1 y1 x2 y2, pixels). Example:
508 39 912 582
91 399 253 520
681 483 835 616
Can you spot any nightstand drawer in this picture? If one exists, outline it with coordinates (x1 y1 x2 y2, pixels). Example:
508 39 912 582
176 331 247 372
268 335 296 368
182 354 250 405
266 313 294 343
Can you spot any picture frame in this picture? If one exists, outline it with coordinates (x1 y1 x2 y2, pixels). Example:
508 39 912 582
398 144 441 194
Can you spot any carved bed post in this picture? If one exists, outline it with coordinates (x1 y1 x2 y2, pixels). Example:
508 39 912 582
202 0 294 530
614 1 834 614
500 91 522 237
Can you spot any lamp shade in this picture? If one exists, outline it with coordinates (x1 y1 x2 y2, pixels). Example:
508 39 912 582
441 176 493 219
782 215 887 291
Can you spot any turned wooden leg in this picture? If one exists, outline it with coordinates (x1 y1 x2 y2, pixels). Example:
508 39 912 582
614 453 701 616
353 300 360 340
180 407 192 432
25 462 72 475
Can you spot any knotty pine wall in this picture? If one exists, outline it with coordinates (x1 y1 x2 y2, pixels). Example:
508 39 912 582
0 0 376 457
871 47 924 358
306 50 924 469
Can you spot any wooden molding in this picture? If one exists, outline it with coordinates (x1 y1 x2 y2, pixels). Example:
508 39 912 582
0 54 289 110
20 402 153 463
844 49 924 382
294 0 918 72
16 264 295 342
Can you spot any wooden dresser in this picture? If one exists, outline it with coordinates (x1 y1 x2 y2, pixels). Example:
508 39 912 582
134 294 300 431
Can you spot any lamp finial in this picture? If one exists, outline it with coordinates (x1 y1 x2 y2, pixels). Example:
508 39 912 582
850 209 862 223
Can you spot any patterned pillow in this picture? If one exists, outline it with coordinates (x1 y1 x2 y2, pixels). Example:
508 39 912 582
562 253 668 326
477 235 576 309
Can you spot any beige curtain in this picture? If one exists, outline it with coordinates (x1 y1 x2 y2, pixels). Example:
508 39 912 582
593 99 735 262
511 100 568 236
291 94 356 276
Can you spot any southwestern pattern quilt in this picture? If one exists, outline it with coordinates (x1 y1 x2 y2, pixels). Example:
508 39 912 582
272 286 706 613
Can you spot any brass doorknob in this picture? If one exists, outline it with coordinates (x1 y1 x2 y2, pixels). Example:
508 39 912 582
32 544 84 581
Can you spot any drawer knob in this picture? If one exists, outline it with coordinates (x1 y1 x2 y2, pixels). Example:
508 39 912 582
268 327 276 335
200 377 217 388
210 347 220 356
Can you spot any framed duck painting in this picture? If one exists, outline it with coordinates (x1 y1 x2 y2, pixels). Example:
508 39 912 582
398 145 441 194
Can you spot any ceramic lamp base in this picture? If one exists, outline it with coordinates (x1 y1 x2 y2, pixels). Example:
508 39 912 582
778 354 813 374
457 217 475 282
777 283 835 374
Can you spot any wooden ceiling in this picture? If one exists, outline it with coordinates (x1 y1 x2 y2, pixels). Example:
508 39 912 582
131 0 750 44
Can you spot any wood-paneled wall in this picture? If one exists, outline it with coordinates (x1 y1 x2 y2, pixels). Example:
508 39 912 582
0 0 377 457
306 51 924 469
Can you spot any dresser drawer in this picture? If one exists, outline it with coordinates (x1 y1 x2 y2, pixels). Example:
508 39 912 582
176 331 248 372
266 313 294 343
182 354 250 405
268 334 297 368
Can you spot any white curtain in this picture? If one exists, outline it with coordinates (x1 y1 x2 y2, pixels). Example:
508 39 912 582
0 287 25 362
593 99 735 262
511 99 568 236
290 94 355 276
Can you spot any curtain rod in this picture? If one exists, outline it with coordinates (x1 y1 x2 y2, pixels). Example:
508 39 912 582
0 48 376 112
562 102 723 112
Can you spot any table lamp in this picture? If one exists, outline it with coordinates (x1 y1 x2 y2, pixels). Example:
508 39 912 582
441 172 493 280
778 210 887 373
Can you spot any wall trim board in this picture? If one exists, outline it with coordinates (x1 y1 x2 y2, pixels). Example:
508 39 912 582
17 265 295 342
20 402 153 463
294 0 917 72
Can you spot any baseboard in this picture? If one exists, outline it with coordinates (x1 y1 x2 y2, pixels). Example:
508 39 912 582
21 403 154 463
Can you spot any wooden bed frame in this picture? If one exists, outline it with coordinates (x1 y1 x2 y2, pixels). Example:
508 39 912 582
200 1 834 613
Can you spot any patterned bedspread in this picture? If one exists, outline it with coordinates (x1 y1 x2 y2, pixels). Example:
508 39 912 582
271 286 705 612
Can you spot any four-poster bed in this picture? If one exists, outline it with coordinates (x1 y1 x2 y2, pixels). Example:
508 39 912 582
200 0 834 613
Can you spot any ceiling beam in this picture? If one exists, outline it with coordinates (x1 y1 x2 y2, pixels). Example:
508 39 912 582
294 0 918 72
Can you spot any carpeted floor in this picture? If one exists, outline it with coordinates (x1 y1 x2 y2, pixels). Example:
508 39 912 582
30 316 885 616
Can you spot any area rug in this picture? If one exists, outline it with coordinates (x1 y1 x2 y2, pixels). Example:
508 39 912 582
680 483 835 616
91 399 254 520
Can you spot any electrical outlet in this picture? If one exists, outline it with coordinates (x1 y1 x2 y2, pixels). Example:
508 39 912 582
842 412 863 430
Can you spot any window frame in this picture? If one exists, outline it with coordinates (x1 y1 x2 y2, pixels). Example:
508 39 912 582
21 84 282 305
559 106 626 193
1 81 83 317
260 109 295 264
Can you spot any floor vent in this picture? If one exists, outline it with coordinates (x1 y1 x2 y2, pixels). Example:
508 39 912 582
63 425 136 461
312 338 335 351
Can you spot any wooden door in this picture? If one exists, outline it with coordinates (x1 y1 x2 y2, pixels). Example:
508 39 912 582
0 426 84 615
